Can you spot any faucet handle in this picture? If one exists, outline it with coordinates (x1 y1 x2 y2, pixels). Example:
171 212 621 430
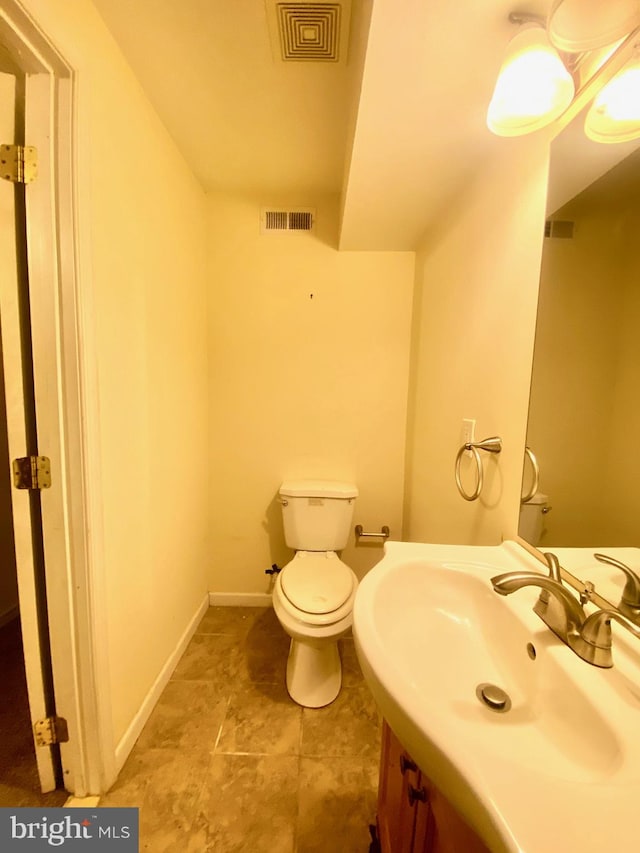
578 607 640 668
593 553 640 617
542 551 562 583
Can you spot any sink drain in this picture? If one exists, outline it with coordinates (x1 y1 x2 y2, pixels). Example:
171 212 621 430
476 682 511 713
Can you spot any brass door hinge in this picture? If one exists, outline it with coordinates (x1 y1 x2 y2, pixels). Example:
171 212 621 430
0 144 38 183
12 456 52 490
34 716 69 747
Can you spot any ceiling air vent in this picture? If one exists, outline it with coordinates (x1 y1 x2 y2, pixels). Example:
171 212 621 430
265 1 351 63
545 219 574 239
261 207 316 234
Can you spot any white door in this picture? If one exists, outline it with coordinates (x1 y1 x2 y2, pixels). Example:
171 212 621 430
0 69 59 792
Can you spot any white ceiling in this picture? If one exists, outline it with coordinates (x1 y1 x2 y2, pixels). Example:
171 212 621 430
93 0 556 249
92 0 366 196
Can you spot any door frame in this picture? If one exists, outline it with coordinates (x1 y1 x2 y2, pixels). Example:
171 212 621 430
0 1 114 795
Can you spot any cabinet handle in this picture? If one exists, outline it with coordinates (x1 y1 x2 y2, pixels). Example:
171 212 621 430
400 755 418 775
408 784 427 806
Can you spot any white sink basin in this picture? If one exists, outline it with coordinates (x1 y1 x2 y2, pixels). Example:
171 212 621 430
354 541 640 853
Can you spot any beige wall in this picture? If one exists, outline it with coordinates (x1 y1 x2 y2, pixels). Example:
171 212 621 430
206 193 414 591
23 0 210 745
404 141 549 544
528 193 640 546
606 215 640 543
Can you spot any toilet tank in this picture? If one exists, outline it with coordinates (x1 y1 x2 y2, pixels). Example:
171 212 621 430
519 492 550 545
279 480 358 551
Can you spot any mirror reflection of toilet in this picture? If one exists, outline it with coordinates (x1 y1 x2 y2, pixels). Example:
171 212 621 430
519 491 550 546
273 480 359 708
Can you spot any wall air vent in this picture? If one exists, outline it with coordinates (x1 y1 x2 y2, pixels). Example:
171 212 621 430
261 207 316 233
265 0 351 64
544 219 575 239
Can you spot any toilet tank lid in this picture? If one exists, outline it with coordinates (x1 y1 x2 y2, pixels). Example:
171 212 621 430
279 479 358 499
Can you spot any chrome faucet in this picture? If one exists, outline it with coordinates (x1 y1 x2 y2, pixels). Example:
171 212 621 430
592 553 640 624
491 566 640 667
491 570 586 648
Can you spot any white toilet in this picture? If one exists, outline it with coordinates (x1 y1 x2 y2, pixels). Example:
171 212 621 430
272 479 359 708
519 491 550 545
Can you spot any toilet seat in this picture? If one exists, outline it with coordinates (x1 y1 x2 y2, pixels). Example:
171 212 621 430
281 552 354 615
276 552 357 627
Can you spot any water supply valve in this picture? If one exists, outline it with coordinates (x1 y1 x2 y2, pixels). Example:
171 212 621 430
264 564 281 575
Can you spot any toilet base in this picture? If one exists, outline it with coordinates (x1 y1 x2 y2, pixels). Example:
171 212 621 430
285 637 342 708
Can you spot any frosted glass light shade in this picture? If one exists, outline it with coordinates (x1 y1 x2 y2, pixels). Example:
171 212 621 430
585 62 640 142
548 0 640 52
487 26 575 137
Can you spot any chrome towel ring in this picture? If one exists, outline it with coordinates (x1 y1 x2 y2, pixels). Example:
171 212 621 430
455 436 503 501
520 446 540 503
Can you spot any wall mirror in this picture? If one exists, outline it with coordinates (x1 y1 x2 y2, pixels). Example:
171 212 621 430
518 103 640 606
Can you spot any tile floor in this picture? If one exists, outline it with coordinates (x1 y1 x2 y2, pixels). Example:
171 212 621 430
101 606 382 852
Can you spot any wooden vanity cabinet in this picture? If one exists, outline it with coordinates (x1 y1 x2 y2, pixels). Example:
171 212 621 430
377 722 490 853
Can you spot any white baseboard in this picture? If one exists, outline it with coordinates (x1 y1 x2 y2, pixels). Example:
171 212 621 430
65 796 100 808
114 593 209 774
0 605 19 629
208 592 273 607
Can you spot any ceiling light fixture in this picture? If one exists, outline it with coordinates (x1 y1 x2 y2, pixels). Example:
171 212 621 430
548 0 640 53
487 21 575 137
584 54 640 142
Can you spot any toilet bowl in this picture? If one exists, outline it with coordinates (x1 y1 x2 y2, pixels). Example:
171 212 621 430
273 551 358 707
273 479 359 708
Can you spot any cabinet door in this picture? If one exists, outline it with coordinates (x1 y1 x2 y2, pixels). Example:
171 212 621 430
377 722 487 853
411 773 434 853
424 782 489 853
378 722 422 853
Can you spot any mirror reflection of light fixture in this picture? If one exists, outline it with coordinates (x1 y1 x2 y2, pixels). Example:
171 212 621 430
487 23 575 137
584 56 640 142
548 0 640 53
